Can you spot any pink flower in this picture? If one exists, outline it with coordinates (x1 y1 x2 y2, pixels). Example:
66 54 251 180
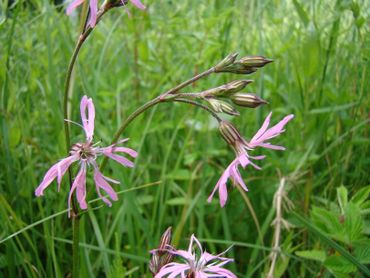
207 154 264 207
208 112 294 207
35 96 137 216
154 235 236 278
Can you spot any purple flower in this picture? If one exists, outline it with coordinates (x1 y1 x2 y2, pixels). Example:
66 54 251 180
208 112 294 207
154 235 236 278
35 96 137 216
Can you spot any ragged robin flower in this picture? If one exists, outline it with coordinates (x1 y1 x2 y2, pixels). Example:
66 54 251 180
153 234 236 278
208 112 294 207
35 96 137 216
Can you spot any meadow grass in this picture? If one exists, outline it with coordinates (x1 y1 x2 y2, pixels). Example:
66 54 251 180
0 0 369 277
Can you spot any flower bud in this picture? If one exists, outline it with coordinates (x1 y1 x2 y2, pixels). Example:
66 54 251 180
216 64 258 75
219 121 244 146
208 99 240 116
230 93 268 108
237 56 273 68
216 55 273 74
214 53 239 72
149 227 174 275
203 80 253 97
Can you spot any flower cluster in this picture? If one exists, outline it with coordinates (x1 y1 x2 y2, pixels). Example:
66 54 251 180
35 96 137 216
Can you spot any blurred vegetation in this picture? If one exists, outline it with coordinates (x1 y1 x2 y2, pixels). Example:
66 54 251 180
0 0 369 277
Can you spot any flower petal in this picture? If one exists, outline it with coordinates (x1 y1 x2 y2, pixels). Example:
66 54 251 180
66 0 85 15
112 147 138 158
93 167 118 206
250 111 272 143
80 95 95 141
154 263 189 278
130 0 146 10
68 164 87 216
103 151 135 168
35 155 77 196
57 155 79 191
88 0 98 27
75 166 88 209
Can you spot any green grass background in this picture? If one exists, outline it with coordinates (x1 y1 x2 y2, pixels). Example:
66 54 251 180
0 0 369 277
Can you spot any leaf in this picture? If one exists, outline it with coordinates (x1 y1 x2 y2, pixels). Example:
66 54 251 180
295 250 326 262
311 206 342 238
292 212 370 276
337 186 348 212
344 203 364 243
324 255 357 274
292 0 309 26
351 186 370 206
353 240 370 264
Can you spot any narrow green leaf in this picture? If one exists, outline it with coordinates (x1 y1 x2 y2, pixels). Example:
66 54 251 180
292 0 309 26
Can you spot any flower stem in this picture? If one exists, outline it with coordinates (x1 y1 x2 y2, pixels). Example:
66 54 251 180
161 67 215 98
173 98 221 121
63 7 108 278
72 214 80 278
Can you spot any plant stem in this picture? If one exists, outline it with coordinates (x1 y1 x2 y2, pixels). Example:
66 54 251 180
173 98 221 122
267 178 286 278
161 67 215 98
72 214 80 278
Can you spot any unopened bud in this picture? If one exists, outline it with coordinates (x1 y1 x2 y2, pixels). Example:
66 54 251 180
208 99 240 116
219 121 243 146
203 80 253 97
216 55 273 75
237 56 273 68
216 64 258 75
230 93 268 108
214 53 239 72
149 227 174 275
